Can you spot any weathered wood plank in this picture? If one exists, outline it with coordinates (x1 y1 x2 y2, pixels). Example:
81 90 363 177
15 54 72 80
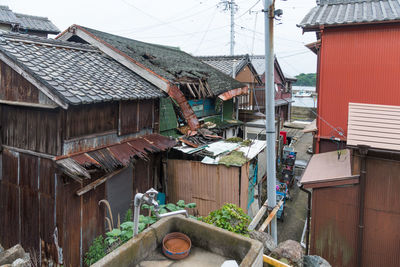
248 199 268 231
258 199 284 232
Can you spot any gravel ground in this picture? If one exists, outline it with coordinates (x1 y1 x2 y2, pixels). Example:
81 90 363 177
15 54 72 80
277 132 313 243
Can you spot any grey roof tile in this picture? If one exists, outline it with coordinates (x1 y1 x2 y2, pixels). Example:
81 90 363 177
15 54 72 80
81 26 244 95
299 0 400 30
197 55 249 76
14 13 60 34
0 32 163 106
0 6 19 25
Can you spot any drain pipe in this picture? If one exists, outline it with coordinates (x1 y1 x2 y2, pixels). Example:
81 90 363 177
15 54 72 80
357 145 369 267
300 184 311 255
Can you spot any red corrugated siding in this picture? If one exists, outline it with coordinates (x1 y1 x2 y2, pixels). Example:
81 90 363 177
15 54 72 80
318 24 400 142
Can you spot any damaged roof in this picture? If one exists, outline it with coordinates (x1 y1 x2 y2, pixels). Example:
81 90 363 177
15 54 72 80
0 6 59 34
76 26 244 95
299 0 400 31
56 134 176 180
0 32 163 106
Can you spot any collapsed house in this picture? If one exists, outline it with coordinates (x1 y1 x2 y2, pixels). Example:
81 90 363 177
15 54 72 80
300 103 400 266
0 5 60 37
57 25 248 138
0 32 176 266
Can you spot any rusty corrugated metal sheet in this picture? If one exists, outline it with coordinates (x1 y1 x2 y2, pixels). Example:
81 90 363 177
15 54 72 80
56 134 176 179
362 157 400 266
218 86 249 101
311 185 359 267
347 102 400 151
317 25 400 149
168 85 199 130
167 159 240 216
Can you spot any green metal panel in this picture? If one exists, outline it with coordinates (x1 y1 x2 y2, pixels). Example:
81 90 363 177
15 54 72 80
223 99 234 120
159 97 178 131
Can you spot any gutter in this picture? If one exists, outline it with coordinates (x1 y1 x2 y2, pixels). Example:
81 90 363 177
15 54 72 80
299 184 311 255
357 145 369 267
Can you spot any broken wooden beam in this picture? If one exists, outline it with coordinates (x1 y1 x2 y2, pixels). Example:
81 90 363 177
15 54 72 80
186 83 196 98
258 199 284 232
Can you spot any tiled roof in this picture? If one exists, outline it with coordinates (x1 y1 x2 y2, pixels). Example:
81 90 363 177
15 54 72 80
197 55 249 76
80 26 244 95
299 0 400 30
0 32 163 106
0 6 59 34
0 6 18 25
15 13 60 34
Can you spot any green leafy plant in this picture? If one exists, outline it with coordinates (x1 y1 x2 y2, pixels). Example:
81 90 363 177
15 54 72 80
124 208 132 222
84 236 107 266
202 203 250 236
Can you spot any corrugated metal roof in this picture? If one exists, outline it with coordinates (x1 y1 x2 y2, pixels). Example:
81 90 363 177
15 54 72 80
56 134 176 179
347 102 400 151
299 0 400 30
0 32 163 105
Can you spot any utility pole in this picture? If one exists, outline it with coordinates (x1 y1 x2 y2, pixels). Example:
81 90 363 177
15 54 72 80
218 1 237 55
230 0 235 55
264 0 277 243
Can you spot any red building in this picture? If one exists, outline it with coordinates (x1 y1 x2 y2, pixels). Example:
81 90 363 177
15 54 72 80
300 0 400 153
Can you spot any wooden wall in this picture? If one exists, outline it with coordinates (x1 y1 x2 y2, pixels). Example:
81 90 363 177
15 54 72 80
65 103 118 140
119 99 158 136
0 61 40 103
1 105 62 155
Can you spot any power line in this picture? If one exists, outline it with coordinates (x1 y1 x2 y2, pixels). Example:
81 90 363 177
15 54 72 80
195 8 218 53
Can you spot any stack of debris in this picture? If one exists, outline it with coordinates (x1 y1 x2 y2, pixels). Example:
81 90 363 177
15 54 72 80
178 128 222 148
0 244 31 267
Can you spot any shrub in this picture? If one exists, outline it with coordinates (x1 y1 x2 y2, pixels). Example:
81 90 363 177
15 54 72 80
202 203 250 236
84 236 107 266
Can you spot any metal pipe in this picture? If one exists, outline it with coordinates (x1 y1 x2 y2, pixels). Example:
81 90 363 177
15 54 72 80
300 185 311 255
357 145 369 267
156 210 188 219
133 193 143 236
263 0 277 243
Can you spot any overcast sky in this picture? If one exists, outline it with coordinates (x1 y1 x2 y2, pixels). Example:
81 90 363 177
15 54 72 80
1 0 317 76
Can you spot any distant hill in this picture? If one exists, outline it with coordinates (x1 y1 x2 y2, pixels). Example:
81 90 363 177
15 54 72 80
294 73 316 86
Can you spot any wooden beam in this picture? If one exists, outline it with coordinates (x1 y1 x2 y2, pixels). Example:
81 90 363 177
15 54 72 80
188 83 200 98
248 199 268 231
76 166 129 196
263 255 292 267
258 199 284 232
0 99 58 109
204 81 213 96
2 145 55 159
185 83 196 98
